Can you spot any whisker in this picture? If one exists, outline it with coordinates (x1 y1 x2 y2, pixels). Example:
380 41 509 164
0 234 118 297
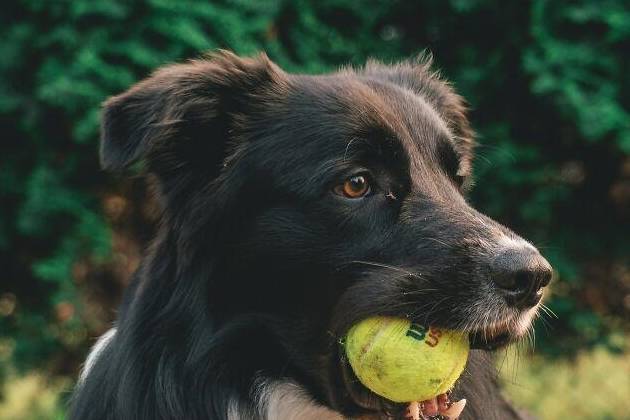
537 315 552 333
346 260 422 279
401 288 439 296
422 237 452 248
540 303 558 319
496 345 509 375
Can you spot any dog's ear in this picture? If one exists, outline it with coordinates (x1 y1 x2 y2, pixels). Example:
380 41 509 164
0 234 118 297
100 51 286 175
362 55 475 176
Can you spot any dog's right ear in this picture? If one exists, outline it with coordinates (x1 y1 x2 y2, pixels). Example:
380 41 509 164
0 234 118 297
100 51 286 174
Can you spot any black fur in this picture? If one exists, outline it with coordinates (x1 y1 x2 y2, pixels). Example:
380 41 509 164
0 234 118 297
71 51 550 419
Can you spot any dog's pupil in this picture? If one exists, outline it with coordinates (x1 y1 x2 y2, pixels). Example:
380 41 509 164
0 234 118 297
348 176 366 193
351 176 363 188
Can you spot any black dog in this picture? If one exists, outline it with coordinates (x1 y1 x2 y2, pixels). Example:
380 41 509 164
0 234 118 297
71 51 552 420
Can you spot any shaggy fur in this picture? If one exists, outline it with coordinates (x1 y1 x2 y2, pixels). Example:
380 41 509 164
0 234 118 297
71 51 551 420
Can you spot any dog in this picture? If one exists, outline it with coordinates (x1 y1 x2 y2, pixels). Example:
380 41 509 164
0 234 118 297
71 51 552 420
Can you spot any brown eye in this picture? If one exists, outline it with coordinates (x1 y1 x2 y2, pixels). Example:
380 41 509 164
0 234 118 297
334 174 371 198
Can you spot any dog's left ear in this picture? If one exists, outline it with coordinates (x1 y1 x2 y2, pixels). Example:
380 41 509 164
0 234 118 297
100 51 287 178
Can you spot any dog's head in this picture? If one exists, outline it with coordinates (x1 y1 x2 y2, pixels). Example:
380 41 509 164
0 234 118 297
101 51 552 415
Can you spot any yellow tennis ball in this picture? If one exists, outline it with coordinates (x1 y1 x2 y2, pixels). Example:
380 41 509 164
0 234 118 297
344 316 469 403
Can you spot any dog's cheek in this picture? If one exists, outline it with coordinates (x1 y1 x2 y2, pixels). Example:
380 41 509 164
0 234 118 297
235 208 331 264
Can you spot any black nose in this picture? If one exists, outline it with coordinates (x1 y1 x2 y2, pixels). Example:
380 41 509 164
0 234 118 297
492 246 552 308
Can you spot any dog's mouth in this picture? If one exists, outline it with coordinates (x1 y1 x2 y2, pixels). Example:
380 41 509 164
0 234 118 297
332 289 542 418
335 309 538 418
468 307 538 350
469 325 513 350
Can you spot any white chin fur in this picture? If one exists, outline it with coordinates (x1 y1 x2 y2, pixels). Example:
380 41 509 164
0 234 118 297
514 306 539 337
257 381 343 420
227 380 344 420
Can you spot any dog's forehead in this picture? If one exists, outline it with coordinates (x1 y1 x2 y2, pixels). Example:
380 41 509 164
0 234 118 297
282 73 455 163
239 70 463 196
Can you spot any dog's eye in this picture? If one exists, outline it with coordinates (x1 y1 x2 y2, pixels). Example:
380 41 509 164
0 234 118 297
334 174 371 198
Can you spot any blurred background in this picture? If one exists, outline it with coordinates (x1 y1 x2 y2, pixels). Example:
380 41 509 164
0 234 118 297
1 0 629 419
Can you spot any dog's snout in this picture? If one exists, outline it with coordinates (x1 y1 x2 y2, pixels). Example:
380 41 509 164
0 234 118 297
491 244 552 308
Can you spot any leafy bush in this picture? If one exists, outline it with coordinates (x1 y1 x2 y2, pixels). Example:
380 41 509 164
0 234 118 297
1 0 628 381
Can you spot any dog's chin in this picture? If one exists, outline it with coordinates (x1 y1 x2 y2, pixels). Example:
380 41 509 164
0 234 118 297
468 306 540 350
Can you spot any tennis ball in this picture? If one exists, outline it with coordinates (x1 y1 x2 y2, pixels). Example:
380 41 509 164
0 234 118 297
344 317 469 403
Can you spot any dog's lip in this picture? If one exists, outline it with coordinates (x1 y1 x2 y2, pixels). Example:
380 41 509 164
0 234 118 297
469 329 512 350
468 321 515 350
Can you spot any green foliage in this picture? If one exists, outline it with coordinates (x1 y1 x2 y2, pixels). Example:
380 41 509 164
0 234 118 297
0 0 628 384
